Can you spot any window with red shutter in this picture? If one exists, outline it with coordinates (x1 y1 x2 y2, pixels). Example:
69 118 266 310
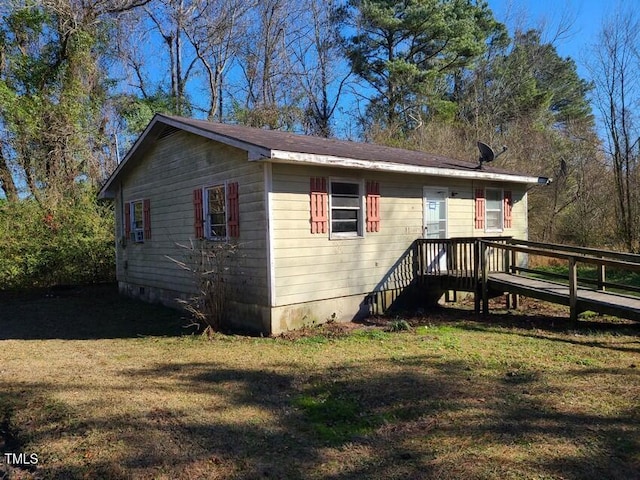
310 177 328 234
366 181 380 232
329 180 363 237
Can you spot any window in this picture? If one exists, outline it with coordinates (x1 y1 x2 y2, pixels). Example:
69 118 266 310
330 180 363 237
132 201 144 242
194 182 239 240
205 185 227 240
125 199 151 243
485 188 503 231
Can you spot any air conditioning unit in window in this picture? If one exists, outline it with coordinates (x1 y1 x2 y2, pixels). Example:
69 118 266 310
134 229 144 243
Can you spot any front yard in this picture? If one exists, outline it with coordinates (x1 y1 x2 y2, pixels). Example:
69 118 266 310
1 285 638 479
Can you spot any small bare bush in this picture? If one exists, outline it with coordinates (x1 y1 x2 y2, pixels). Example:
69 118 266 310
168 240 238 336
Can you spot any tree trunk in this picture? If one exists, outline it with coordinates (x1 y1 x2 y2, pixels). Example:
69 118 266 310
0 149 18 202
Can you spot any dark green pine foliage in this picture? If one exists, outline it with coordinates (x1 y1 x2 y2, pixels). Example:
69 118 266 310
344 0 506 131
462 29 594 132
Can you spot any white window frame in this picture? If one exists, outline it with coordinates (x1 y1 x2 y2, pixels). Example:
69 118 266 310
130 199 145 243
204 183 228 241
485 188 504 233
329 178 364 239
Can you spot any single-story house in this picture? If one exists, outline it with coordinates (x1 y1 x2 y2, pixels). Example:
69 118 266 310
98 114 543 335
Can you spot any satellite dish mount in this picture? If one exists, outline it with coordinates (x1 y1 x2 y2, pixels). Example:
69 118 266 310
477 141 507 168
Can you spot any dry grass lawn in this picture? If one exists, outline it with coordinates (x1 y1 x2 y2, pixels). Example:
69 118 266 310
0 285 639 479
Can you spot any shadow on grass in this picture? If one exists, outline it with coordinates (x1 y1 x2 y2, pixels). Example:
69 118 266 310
0 284 185 340
2 356 638 479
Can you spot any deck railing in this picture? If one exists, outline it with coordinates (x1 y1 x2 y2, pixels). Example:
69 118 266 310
479 238 640 320
415 236 511 291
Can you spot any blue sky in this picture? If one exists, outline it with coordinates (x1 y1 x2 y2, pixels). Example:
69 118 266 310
488 0 610 78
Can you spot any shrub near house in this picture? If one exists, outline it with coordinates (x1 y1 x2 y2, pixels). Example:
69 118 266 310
0 190 114 289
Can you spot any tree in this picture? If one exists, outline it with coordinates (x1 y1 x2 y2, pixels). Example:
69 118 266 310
185 0 249 121
289 0 351 137
232 0 305 129
444 27 598 244
143 0 198 116
589 8 640 252
344 0 506 131
460 29 593 135
0 0 149 204
0 0 148 288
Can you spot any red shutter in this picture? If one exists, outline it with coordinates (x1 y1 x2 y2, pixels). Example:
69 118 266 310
475 188 485 229
124 202 131 239
143 199 151 240
366 181 380 232
227 182 240 238
193 188 204 239
310 177 328 234
504 190 513 228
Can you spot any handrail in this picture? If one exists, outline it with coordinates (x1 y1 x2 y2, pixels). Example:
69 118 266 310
512 266 640 294
416 236 509 244
481 240 640 272
479 239 640 321
506 239 640 264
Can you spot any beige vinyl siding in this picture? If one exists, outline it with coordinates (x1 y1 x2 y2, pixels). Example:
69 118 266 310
271 163 528 307
115 131 268 304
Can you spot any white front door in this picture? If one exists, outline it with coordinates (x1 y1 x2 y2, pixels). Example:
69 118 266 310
423 187 448 272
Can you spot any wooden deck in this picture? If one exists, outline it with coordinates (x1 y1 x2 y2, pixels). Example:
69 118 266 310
416 237 640 322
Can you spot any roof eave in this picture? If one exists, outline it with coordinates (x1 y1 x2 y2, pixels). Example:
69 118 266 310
98 114 271 199
267 150 542 184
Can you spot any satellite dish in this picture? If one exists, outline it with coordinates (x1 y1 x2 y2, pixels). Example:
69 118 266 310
477 141 507 168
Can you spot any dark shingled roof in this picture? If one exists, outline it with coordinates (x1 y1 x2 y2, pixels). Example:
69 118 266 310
159 114 517 175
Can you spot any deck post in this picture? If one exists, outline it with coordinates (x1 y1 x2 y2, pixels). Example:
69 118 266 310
569 257 578 322
482 241 489 314
598 263 606 291
510 249 519 308
474 240 481 314
504 245 511 273
503 244 514 309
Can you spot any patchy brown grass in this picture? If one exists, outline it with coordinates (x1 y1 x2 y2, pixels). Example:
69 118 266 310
1 285 639 479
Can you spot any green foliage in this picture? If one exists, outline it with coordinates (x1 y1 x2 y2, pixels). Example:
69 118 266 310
0 2 114 201
0 189 115 289
114 90 187 149
344 0 506 129
120 95 169 132
469 29 594 130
